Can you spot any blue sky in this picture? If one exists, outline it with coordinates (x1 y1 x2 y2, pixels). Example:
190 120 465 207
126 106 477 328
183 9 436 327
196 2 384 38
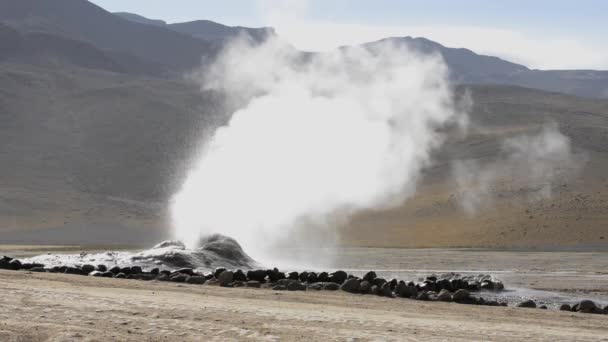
90 0 608 69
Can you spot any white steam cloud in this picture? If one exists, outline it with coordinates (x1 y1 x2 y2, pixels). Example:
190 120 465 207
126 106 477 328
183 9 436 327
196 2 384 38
171 36 467 263
453 124 585 214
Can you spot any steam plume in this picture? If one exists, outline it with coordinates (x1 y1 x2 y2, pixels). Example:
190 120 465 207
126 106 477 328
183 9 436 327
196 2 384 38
171 36 467 263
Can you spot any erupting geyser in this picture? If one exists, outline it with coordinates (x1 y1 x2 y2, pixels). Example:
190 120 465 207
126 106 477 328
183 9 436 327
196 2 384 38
171 36 468 263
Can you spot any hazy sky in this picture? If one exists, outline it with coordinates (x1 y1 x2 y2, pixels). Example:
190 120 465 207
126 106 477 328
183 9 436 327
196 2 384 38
89 0 608 70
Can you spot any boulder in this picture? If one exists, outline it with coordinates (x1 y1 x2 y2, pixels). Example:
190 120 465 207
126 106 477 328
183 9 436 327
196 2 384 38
559 304 572 311
156 273 170 281
130 266 143 274
437 279 452 292
89 271 103 277
246 281 261 288
109 266 121 275
96 265 107 272
272 285 287 291
323 283 340 291
516 300 537 308
248 269 267 283
174 268 194 276
395 282 417 298
329 271 347 284
373 278 387 288
380 282 393 297
287 282 306 291
217 271 234 286
480 280 494 291
573 300 597 313
452 289 470 302
114 273 127 279
120 267 132 275
101 271 114 278
539 305 548 310
437 289 452 302
233 269 247 282
288 272 299 280
362 271 377 283
65 267 87 276
416 291 429 301
214 267 227 279
388 279 398 291
370 285 380 296
186 276 206 285
318 272 329 282
169 273 188 283
9 259 22 270
340 278 360 293
359 281 372 294
306 272 318 284
299 271 309 282
81 264 96 274
307 283 323 291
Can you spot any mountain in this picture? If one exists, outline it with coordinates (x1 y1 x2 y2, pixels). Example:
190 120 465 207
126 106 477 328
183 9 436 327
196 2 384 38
0 0 215 74
168 20 275 44
363 37 608 99
114 12 166 27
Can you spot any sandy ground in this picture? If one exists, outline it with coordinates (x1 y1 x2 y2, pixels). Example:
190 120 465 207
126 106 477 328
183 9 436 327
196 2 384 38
0 271 607 341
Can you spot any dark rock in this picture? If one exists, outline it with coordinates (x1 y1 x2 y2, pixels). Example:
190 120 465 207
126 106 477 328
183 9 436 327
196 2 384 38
373 278 387 288
480 280 493 291
120 267 132 275
329 270 347 284
65 267 87 276
324 283 340 291
318 272 329 282
246 280 261 288
539 305 548 310
81 264 96 274
169 273 188 283
174 268 194 276
477 297 486 305
437 289 452 302
109 266 121 275
359 281 372 294
89 271 103 277
287 281 306 291
573 300 597 313
362 271 377 283
559 304 571 311
272 285 287 291
130 266 143 274
380 282 393 297
9 259 22 270
233 269 247 282
437 279 452 292
156 273 170 281
150 268 160 276
452 289 470 302
101 271 114 278
96 265 107 272
306 272 318 283
307 283 323 291
186 276 206 284
136 274 156 281
288 271 299 280
299 271 309 282
203 272 215 280
340 278 360 293
516 300 536 308
59 265 68 273
467 281 481 292
20 263 33 270
388 279 398 291
248 269 267 283
30 267 46 273
416 291 430 301
214 267 227 279
395 282 417 298
218 270 234 286
159 270 171 276
114 273 127 279
371 285 380 296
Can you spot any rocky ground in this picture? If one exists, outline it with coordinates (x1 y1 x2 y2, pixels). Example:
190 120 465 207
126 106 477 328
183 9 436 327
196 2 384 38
0 270 607 341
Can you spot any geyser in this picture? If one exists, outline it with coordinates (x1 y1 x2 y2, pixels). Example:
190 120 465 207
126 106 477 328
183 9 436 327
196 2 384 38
171 36 468 264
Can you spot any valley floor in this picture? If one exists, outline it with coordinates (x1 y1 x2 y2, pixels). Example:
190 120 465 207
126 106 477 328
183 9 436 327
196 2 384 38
0 270 607 341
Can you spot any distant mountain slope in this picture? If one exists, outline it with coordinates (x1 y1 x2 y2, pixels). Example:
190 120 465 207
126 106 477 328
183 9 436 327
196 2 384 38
114 12 166 27
0 0 214 74
116 12 275 44
363 37 608 99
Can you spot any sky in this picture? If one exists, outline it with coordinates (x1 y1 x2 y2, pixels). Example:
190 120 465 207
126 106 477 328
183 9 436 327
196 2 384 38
89 0 608 70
